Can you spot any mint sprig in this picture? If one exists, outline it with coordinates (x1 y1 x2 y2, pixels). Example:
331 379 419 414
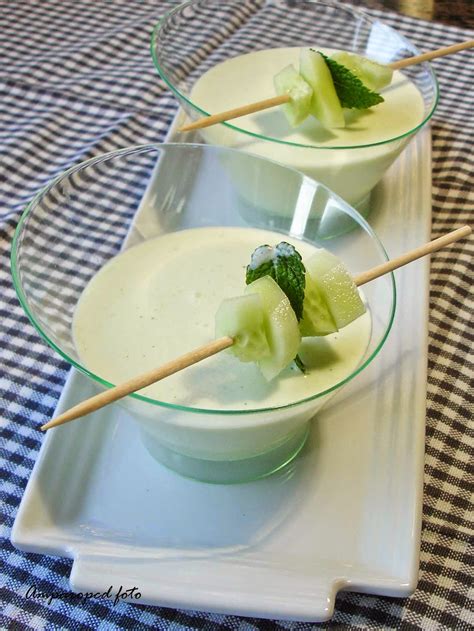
315 50 384 109
246 242 306 320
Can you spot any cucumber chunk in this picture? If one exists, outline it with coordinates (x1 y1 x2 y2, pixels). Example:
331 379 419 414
332 51 393 91
305 249 365 329
299 273 338 336
299 49 345 129
215 293 270 362
246 276 301 381
274 64 313 127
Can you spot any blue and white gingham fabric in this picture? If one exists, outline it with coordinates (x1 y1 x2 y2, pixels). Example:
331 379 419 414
1 2 473 629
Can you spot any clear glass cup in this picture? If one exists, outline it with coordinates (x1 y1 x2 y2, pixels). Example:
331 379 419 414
151 0 438 215
11 144 395 483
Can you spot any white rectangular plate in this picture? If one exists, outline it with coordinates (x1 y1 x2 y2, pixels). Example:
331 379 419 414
12 116 432 622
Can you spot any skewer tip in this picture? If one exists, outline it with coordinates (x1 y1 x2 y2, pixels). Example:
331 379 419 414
41 411 77 431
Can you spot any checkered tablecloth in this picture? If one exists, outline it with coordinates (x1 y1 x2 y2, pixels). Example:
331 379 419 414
1 1 473 629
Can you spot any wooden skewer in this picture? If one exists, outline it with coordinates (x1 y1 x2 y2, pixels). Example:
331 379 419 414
41 225 471 432
390 39 474 69
179 39 474 132
353 225 471 286
179 94 291 133
41 336 233 431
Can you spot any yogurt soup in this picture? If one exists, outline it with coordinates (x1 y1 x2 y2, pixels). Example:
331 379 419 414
189 47 425 208
73 226 372 411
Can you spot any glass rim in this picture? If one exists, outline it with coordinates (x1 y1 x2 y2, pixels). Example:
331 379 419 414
11 142 397 418
150 0 439 151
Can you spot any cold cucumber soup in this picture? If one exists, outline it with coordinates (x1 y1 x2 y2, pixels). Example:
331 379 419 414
73 226 371 411
189 47 425 207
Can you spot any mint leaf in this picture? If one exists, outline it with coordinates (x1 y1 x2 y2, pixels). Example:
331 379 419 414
315 51 384 109
246 242 306 321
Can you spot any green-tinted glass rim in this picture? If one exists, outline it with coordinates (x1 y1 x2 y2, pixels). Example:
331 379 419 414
150 0 439 150
11 142 396 418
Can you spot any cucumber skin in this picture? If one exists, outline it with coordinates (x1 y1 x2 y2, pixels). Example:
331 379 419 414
246 276 301 381
300 49 345 129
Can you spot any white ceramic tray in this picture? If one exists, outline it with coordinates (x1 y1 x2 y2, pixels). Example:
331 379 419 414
12 115 432 622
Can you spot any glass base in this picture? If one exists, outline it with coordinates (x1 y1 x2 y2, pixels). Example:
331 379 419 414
141 423 310 484
354 192 372 219
233 182 373 240
314 191 373 240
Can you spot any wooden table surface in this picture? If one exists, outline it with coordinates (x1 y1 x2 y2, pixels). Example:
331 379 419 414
354 0 473 28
